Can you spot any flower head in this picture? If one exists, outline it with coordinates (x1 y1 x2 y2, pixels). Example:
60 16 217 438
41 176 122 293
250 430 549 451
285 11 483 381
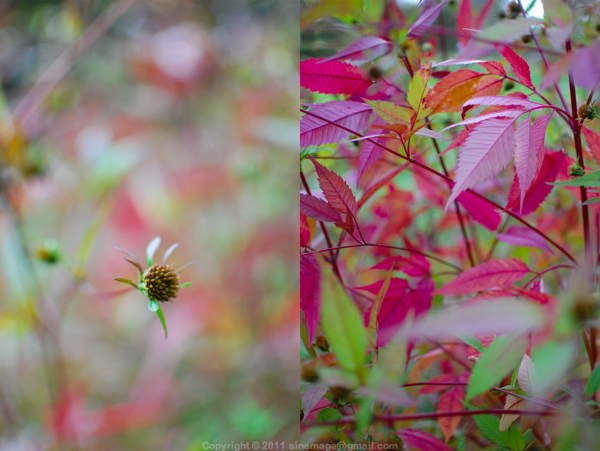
113 236 192 338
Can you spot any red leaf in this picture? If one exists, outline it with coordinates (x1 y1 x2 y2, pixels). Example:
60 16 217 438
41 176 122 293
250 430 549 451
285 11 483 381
506 150 566 214
356 278 410 299
456 190 501 231
300 213 311 247
445 118 517 210
582 126 600 166
300 193 343 223
495 45 533 88
397 428 453 451
370 255 431 277
301 254 321 346
434 258 531 296
478 60 506 76
497 225 555 254
320 36 392 63
437 386 465 443
439 128 470 157
309 156 358 217
408 0 449 38
456 0 473 45
300 58 373 95
300 101 372 148
416 373 457 394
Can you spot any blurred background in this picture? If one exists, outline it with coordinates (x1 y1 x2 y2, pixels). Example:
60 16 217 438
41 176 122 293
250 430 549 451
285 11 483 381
0 0 298 449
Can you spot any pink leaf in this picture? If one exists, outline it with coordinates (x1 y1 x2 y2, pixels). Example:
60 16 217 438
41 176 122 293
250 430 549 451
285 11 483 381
456 0 473 45
309 157 358 217
440 109 525 132
582 126 600 166
397 428 453 451
356 278 410 299
434 258 531 296
319 36 392 63
461 96 547 116
370 255 431 277
445 118 517 210
301 254 321 346
497 225 555 254
300 101 372 148
432 59 486 67
495 45 534 88
301 385 329 417
300 194 343 223
357 119 388 186
506 150 566 214
300 213 310 247
456 190 501 231
439 128 470 156
514 114 552 209
478 60 506 76
569 41 600 90
300 58 373 95
408 0 449 38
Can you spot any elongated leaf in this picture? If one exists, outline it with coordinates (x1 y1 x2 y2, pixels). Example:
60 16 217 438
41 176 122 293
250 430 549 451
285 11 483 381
356 278 410 299
161 243 179 264
456 0 473 45
435 258 530 296
368 266 394 337
456 190 501 231
474 414 525 450
479 60 507 76
479 17 543 41
397 428 453 451
467 336 528 401
432 59 486 67
300 193 343 223
445 118 517 209
156 304 168 339
146 236 161 267
499 394 523 431
417 374 457 394
495 45 533 88
413 127 449 141
357 125 387 186
552 169 600 188
301 385 329 417
365 99 413 124
300 101 372 148
518 353 535 392
113 277 138 289
497 226 554 254
461 96 547 116
301 58 373 95
320 36 392 62
440 109 524 132
370 254 430 278
301 254 321 347
321 276 368 383
585 362 600 396
506 150 566 214
407 69 431 118
407 0 449 38
426 70 484 114
438 386 465 443
582 126 600 166
309 157 357 217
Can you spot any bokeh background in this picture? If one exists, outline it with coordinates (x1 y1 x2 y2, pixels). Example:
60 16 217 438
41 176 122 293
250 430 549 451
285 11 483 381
0 0 298 449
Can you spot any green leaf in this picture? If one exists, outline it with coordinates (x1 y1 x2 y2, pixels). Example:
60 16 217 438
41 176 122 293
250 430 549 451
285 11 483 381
455 332 484 352
146 236 161 267
474 415 525 451
315 407 343 422
156 304 168 339
365 99 412 125
531 340 576 396
457 425 466 451
148 299 159 312
113 277 138 289
585 362 600 396
550 170 600 188
582 197 600 206
321 277 368 384
180 281 193 288
467 336 528 401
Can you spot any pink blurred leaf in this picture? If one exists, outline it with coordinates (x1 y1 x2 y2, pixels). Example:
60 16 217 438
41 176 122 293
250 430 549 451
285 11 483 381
300 101 372 148
445 118 517 210
582 126 600 166
456 190 501 231
397 428 453 451
439 128 470 156
300 193 343 223
370 255 431 278
416 373 457 394
432 59 486 67
302 385 329 417
320 36 392 62
506 150 566 214
356 278 410 299
497 226 555 254
434 258 531 296
309 156 358 217
456 0 473 45
461 96 547 117
357 128 387 186
440 109 524 132
300 58 373 95
408 0 449 38
301 254 321 346
438 386 465 443
569 41 600 90
495 45 534 88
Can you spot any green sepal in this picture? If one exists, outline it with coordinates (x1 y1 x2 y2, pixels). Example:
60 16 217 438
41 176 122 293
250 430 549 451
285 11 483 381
148 298 159 312
114 277 138 289
156 304 168 339
180 281 193 288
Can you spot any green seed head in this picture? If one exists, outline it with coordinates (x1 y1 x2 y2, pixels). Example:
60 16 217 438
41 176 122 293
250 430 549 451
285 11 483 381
143 263 180 302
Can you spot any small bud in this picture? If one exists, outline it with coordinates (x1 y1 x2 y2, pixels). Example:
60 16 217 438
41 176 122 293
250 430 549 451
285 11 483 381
315 335 329 352
504 80 515 91
578 104 596 121
36 239 60 264
568 162 585 177
521 33 532 43
368 66 382 81
301 365 319 383
498 11 507 19
508 1 521 18
571 293 596 323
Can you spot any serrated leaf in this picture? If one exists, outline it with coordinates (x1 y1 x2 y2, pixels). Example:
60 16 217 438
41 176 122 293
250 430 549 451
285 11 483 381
467 336 528 401
499 394 523 431
315 407 343 422
146 236 161 267
456 0 473 45
407 69 431 119
440 109 525 133
368 265 394 338
156 304 168 339
582 197 600 205
445 118 517 209
301 101 372 148
113 277 138 289
454 333 484 352
321 276 368 383
416 373 457 394
495 45 533 88
301 254 321 347
461 96 547 116
301 58 373 95
397 428 453 451
365 99 413 125
309 156 358 217
370 254 430 277
518 353 535 392
435 258 530 296
457 425 466 451
426 70 483 114
438 386 465 443
319 36 392 62
301 385 329 417
474 415 525 450
300 194 343 223
551 169 600 188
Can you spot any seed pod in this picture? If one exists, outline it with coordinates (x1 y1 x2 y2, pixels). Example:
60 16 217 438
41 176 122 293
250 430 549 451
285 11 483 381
579 104 596 121
143 263 180 302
